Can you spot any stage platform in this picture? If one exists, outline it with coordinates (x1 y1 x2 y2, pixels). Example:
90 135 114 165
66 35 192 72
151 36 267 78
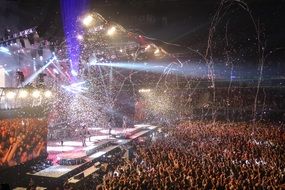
27 124 157 183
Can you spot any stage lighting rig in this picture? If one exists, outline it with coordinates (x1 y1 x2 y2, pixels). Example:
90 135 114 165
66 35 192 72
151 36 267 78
77 34 84 41
44 90 52 98
0 88 54 110
18 90 28 98
107 26 117 36
6 91 16 99
32 90 41 98
0 27 37 47
82 15 94 26
139 89 151 93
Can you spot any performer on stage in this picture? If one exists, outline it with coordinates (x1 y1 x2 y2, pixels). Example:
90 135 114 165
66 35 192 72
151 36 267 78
81 126 87 147
122 116 127 129
108 118 112 136
88 130 91 142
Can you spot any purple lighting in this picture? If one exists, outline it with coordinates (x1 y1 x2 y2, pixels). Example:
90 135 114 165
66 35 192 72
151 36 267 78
60 0 90 79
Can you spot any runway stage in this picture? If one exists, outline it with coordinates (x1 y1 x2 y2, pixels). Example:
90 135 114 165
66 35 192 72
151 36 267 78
27 124 157 181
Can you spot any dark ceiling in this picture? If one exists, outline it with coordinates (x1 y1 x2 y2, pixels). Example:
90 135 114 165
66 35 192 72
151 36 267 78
1 0 285 56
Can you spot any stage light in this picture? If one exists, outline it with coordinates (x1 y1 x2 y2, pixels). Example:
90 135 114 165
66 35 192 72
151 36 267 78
39 56 43 61
71 69 78 76
32 90 41 98
18 90 28 98
23 56 56 86
0 47 10 55
44 90 52 98
145 45 151 51
82 15 93 26
139 89 151 93
107 26 116 36
77 34 84 41
6 91 16 99
53 68 59 74
154 48 160 56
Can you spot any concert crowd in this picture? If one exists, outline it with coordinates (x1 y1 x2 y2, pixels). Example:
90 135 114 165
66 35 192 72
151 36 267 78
94 121 285 190
0 118 47 169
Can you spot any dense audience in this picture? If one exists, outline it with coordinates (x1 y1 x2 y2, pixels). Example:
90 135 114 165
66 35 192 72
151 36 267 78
97 121 285 189
0 118 47 168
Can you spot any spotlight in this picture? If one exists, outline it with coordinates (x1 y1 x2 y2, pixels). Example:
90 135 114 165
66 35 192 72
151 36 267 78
107 26 116 36
0 47 10 55
53 68 59 74
32 90 41 98
6 91 16 99
154 48 160 56
18 90 28 98
82 15 93 26
44 90 52 98
145 45 151 51
76 34 84 41
71 69 78 77
139 89 151 93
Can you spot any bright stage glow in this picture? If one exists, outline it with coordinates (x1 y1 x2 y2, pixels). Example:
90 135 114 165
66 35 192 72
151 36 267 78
62 81 87 94
89 135 111 141
145 44 151 51
23 56 56 86
90 61 206 78
70 81 86 87
83 145 97 151
53 68 59 74
56 141 83 147
82 15 93 26
0 46 11 55
47 146 75 152
154 48 160 56
6 91 16 99
18 90 28 98
139 89 151 93
88 127 102 130
100 129 123 135
71 69 78 76
89 151 106 159
44 90 52 98
107 26 116 36
54 168 72 172
77 34 84 41
32 90 41 98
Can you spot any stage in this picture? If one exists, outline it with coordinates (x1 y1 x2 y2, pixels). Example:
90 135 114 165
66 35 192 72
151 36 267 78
27 124 157 184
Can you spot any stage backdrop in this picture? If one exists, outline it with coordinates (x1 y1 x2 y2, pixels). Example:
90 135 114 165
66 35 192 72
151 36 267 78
0 118 48 170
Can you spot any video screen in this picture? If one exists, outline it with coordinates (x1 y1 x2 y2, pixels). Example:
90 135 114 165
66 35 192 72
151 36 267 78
0 118 47 170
